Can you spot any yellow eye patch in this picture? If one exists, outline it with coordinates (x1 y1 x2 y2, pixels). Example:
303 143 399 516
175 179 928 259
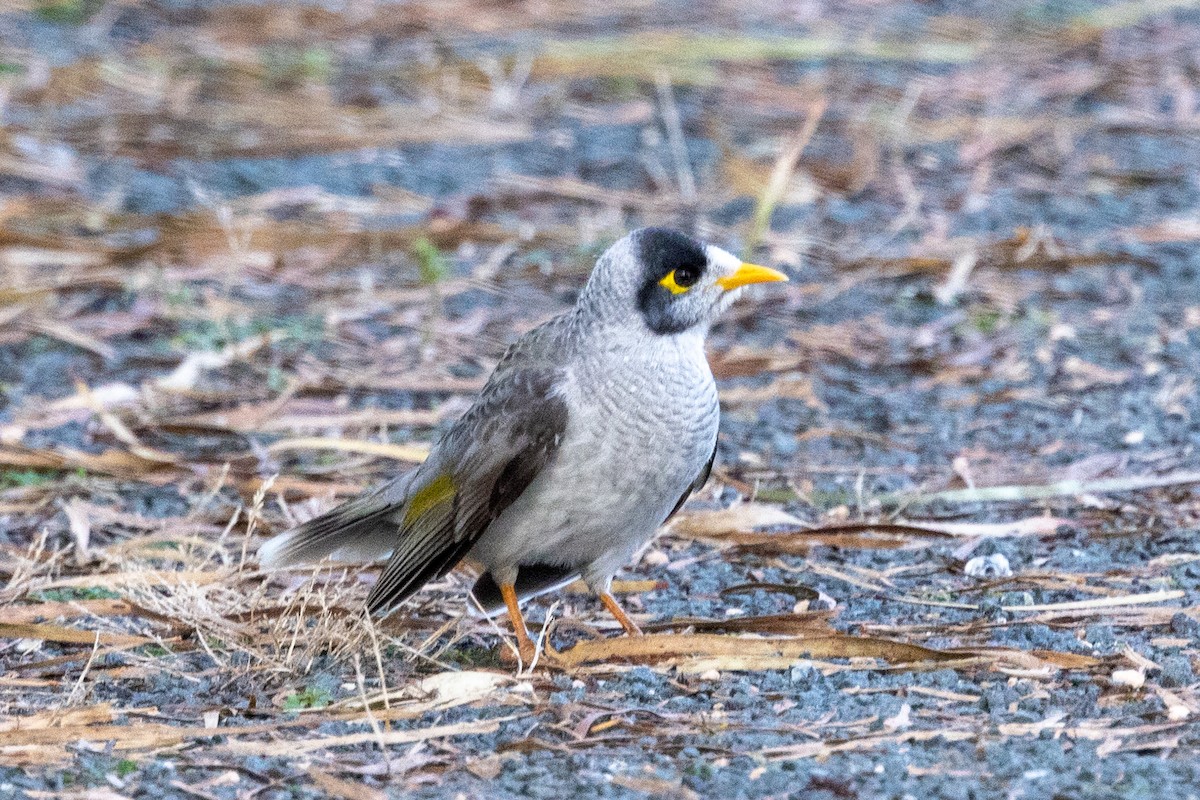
658 270 691 294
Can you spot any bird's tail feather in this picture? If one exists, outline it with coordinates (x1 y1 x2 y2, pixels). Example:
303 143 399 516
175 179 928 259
258 491 405 568
469 563 579 617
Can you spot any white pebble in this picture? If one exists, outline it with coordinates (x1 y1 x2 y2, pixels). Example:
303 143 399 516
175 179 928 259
965 553 1012 578
1049 323 1076 341
641 549 669 567
883 703 912 732
1111 669 1145 689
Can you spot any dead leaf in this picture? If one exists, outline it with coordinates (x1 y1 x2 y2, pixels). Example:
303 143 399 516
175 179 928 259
466 754 503 780
0 704 117 733
667 505 803 539
25 318 115 359
219 716 514 756
306 768 387 800
610 774 700 799
0 622 150 648
267 437 430 463
1004 589 1184 614
1030 650 1101 669
3 599 134 624
0 444 184 485
1061 355 1130 389
717 376 827 411
708 346 807 380
997 716 1186 742
0 709 516 766
23 788 132 800
643 611 835 636
564 579 664 595
901 516 1069 538
882 703 912 732
1126 216 1200 243
63 499 91 565
673 517 1067 555
551 632 961 669
760 729 977 762
160 403 443 435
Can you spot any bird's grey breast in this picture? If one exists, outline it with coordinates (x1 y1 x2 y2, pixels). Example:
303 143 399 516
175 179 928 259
544 334 717 553
573 336 718 478
469 326 718 580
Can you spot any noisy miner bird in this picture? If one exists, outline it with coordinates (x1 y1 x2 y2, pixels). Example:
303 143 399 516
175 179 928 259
258 227 787 663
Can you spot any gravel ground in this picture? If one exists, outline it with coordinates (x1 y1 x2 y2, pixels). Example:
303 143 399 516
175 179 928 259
2 2 1200 798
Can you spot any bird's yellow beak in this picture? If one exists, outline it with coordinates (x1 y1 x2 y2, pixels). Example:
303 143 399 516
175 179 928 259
716 262 789 291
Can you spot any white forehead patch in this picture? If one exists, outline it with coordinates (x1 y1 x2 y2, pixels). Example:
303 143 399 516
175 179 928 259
705 244 743 278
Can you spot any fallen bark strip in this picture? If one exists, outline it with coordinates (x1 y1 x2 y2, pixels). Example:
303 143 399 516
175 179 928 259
266 437 430 462
552 632 956 668
219 715 516 756
3 599 136 624
754 719 1190 762
0 622 150 648
1000 589 1184 613
551 632 1092 675
0 710 519 762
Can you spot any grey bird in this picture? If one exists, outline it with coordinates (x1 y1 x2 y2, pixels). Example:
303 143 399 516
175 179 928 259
258 228 787 663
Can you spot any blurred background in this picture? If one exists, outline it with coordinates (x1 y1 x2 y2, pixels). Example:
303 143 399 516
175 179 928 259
3 2 1200 796
3 0 1197 510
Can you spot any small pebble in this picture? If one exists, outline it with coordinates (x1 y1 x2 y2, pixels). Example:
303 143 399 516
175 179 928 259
1111 669 1145 689
965 553 1012 578
1049 323 1076 341
883 703 912 732
813 590 838 610
1157 686 1193 721
641 549 669 567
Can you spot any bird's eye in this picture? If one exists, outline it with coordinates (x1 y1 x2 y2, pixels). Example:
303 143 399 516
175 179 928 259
659 265 702 294
674 266 700 287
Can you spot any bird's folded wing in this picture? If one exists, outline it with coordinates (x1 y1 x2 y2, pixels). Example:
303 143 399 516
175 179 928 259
664 440 716 522
365 365 569 614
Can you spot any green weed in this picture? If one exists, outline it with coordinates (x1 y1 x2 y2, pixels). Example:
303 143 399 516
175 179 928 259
282 686 334 711
35 0 95 25
262 46 334 87
34 587 121 602
1 469 60 489
412 237 451 285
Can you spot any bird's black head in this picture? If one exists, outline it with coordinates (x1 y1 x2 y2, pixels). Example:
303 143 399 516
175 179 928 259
635 228 712 335
578 227 788 337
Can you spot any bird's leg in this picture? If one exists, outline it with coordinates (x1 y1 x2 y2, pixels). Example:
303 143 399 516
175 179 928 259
599 591 643 636
499 582 538 664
